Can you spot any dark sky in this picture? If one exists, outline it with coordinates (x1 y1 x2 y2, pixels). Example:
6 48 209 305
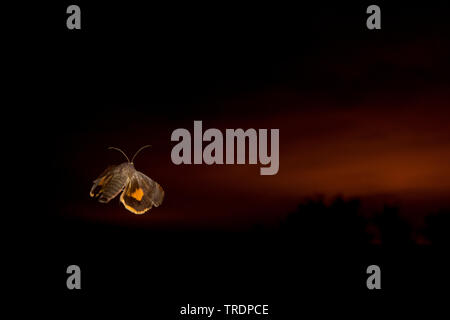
59 86 450 231
22 2 450 232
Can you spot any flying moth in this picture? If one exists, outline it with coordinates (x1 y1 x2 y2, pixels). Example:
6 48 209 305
90 145 164 214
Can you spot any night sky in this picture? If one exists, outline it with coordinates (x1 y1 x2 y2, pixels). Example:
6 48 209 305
8 1 450 308
19 2 450 238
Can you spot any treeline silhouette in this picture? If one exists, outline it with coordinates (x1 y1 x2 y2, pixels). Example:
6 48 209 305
278 196 450 247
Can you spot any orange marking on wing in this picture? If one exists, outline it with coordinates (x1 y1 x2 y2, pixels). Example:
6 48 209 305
90 175 110 197
98 176 107 186
130 188 144 201
120 191 151 214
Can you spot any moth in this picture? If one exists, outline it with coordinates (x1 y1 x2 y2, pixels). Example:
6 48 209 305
90 145 164 214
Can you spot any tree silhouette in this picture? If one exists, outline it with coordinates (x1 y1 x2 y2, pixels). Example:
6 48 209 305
423 210 450 245
281 196 371 247
374 205 413 246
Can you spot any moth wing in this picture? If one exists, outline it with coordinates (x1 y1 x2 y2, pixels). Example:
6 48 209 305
90 165 116 198
120 171 165 214
137 171 165 207
90 165 128 203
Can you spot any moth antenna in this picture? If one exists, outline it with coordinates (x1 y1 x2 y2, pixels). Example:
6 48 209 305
131 145 152 163
108 147 130 163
